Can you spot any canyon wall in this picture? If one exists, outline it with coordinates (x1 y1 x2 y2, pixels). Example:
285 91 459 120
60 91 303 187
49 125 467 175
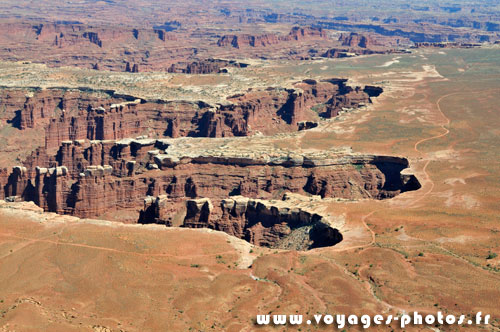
0 21 195 72
166 59 249 74
0 79 423 250
1 79 381 150
180 196 343 250
1 136 420 223
0 77 422 252
217 27 327 48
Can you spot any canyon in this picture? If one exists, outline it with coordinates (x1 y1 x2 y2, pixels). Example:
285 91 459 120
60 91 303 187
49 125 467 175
216 27 327 48
0 136 420 249
0 22 340 71
0 2 499 331
0 78 420 250
3 78 381 150
0 19 429 72
0 0 495 75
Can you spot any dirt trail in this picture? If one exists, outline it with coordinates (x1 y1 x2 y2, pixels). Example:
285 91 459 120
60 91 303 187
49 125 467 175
410 92 454 205
305 91 457 320
331 92 456 253
0 231 237 259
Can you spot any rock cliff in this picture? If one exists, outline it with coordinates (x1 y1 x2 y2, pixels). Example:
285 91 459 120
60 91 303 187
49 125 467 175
217 27 327 48
3 79 381 149
0 78 418 251
2 136 420 223
339 32 374 48
167 59 248 74
180 196 343 250
0 21 185 72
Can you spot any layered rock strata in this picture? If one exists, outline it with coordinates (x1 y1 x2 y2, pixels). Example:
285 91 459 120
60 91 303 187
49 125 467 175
0 21 187 72
1 135 420 224
217 27 327 48
178 195 343 250
1 79 382 150
166 59 249 74
0 77 418 250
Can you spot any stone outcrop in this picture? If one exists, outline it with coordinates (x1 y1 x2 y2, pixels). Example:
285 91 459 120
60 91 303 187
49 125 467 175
0 21 182 72
140 195 179 225
413 42 481 48
318 32 409 58
217 27 327 48
287 27 327 40
321 47 392 58
125 62 139 73
315 20 490 44
0 89 32 125
183 198 213 228
167 59 248 74
1 136 420 222
33 166 71 214
3 79 382 149
339 32 374 48
217 33 279 48
0 78 414 249
298 121 318 131
3 166 35 201
177 196 343 250
17 88 129 130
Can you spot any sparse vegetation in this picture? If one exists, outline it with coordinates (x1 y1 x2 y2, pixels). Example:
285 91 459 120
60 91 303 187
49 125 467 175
0 11 499 331
486 252 497 260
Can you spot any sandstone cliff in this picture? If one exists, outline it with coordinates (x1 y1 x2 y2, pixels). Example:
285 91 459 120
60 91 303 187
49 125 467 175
0 79 418 251
217 27 327 48
3 79 381 150
180 196 343 250
167 59 248 74
339 32 374 48
0 21 185 72
2 137 420 223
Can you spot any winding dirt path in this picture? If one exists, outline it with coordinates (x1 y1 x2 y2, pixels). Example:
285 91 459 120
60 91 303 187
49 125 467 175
331 91 456 253
409 92 454 205
0 91 462 261
304 91 457 320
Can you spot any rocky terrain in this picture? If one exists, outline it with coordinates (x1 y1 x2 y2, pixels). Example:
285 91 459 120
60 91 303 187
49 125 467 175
174 194 344 250
0 1 499 331
216 27 327 48
3 9 494 73
0 0 496 74
0 72 422 250
0 78 381 150
166 59 249 74
0 134 420 243
0 20 408 71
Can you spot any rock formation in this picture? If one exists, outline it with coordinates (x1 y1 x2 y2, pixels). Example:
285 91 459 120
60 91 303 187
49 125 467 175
167 59 248 74
339 32 374 48
0 77 419 251
179 196 343 250
1 135 420 224
288 27 328 40
217 27 327 48
413 42 481 48
0 21 183 72
217 33 280 48
3 79 382 150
